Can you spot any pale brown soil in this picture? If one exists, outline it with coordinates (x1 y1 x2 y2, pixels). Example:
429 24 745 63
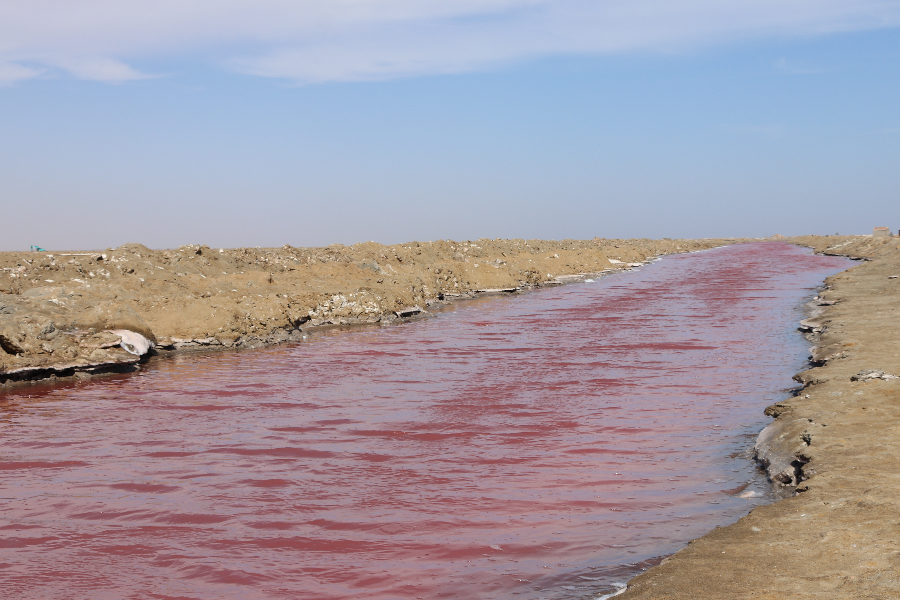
619 235 900 600
0 237 726 386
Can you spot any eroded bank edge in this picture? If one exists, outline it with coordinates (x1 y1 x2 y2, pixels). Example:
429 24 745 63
2 238 737 391
0 256 671 391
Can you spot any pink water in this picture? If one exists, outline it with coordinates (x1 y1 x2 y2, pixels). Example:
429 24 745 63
0 242 850 599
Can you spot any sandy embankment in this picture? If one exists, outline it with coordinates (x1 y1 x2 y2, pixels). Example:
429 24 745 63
618 234 900 600
0 237 726 388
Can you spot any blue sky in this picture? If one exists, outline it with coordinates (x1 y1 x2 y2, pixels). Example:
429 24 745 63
1 1 899 250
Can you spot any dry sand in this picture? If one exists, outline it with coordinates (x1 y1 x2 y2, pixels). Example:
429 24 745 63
0 237 725 387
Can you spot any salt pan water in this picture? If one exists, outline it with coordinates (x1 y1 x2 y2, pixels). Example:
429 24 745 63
0 242 850 599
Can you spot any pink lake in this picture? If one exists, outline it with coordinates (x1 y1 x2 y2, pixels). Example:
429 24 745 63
0 242 851 599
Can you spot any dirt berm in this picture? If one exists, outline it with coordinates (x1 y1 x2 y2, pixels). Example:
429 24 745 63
618 234 900 600
0 237 725 387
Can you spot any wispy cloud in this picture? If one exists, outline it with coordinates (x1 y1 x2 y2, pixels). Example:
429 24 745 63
49 56 155 82
1 0 899 84
0 61 43 86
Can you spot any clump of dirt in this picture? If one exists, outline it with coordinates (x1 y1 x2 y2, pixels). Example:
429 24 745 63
0 237 728 385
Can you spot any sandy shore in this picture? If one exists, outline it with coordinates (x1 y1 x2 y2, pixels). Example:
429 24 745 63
618 234 900 599
0 237 727 388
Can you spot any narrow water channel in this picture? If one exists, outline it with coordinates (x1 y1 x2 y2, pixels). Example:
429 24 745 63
0 242 850 599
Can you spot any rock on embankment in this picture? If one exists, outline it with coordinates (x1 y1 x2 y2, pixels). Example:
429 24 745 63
1 237 728 387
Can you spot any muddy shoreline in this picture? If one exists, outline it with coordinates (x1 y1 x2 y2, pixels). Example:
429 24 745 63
0 237 729 389
618 234 900 599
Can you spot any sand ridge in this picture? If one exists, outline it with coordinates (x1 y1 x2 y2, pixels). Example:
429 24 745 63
0 237 727 387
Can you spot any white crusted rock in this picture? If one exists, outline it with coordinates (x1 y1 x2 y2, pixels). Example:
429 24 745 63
106 329 153 356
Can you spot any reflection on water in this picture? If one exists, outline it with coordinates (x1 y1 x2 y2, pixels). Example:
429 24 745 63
0 242 850 599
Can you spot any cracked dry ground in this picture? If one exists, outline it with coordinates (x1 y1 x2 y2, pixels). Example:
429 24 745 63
620 235 900 600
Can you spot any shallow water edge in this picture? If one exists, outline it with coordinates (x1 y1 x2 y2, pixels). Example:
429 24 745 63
0 241 854 600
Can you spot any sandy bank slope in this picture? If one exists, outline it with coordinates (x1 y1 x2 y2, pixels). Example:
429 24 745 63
619 235 900 600
0 237 726 387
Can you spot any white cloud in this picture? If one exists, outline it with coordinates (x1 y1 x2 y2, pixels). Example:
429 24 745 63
0 0 898 84
50 56 154 82
0 61 44 85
